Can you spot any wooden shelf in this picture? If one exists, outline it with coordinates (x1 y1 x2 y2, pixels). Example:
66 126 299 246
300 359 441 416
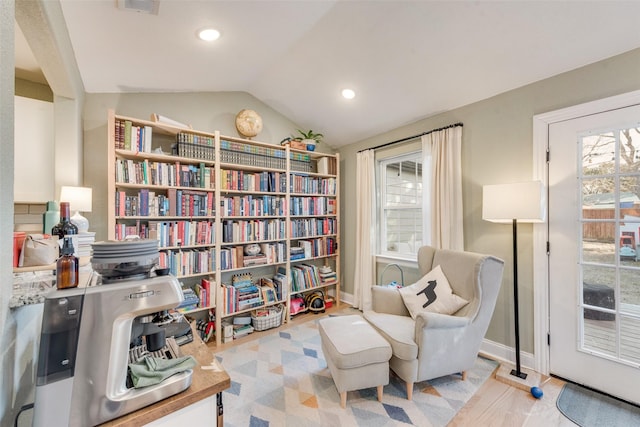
107 109 341 348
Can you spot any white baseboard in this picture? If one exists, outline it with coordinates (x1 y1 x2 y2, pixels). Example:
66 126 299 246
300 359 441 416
340 291 354 306
480 338 536 371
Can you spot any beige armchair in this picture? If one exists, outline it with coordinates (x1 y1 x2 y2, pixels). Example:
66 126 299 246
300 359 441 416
363 246 504 400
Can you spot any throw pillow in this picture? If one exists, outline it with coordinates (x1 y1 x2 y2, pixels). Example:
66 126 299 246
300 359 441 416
398 265 469 318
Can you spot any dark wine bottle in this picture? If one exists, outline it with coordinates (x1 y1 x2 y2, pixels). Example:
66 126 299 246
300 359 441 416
51 201 78 239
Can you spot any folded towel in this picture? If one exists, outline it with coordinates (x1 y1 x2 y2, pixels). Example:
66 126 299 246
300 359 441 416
129 355 196 388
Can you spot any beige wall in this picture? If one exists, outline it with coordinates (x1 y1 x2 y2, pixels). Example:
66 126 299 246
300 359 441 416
82 91 334 242
338 47 640 354
14 78 52 102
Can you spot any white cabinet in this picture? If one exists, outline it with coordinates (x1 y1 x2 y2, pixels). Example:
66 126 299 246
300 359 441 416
14 96 54 202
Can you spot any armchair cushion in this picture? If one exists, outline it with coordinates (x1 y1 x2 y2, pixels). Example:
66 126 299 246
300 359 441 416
398 265 469 318
363 310 418 361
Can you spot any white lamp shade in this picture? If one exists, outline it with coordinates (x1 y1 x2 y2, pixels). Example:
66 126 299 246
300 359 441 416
60 186 92 212
482 181 546 223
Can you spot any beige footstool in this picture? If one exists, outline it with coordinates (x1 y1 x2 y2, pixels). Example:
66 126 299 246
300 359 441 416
319 314 392 408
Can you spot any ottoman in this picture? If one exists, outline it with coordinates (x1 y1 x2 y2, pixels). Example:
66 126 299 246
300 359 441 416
319 314 392 408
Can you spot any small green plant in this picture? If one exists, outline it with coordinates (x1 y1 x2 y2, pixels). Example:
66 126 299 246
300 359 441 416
293 129 323 143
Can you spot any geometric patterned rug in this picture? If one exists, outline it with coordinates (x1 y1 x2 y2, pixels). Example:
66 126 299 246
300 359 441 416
216 312 498 426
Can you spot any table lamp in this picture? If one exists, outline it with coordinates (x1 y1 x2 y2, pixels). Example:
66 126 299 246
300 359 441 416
60 186 93 233
482 181 545 380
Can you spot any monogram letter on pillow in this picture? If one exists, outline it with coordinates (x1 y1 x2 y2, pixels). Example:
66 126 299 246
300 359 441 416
398 265 468 318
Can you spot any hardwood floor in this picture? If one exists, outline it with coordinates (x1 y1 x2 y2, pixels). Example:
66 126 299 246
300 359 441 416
206 304 573 425
449 372 573 426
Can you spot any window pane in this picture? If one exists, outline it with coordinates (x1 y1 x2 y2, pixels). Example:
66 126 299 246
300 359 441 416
582 228 616 265
385 208 422 254
618 127 640 174
379 151 425 257
582 132 615 176
384 160 422 207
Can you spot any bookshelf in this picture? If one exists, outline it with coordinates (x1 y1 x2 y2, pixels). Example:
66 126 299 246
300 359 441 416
107 109 340 346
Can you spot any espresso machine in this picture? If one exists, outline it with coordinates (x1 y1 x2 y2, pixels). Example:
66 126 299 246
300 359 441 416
33 240 193 426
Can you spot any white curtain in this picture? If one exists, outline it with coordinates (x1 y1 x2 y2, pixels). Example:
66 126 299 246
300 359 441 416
422 126 464 250
353 149 375 310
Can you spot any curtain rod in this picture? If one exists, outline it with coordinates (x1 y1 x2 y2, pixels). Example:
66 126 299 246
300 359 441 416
358 122 463 153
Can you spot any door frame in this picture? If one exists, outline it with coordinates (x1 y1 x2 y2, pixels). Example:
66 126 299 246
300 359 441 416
532 89 640 375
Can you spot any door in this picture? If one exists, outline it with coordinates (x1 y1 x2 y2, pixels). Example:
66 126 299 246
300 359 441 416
549 104 640 404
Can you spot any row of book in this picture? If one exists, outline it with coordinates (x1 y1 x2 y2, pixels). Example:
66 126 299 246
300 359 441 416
290 196 337 216
289 175 337 195
158 248 215 277
221 272 287 315
290 218 337 238
176 278 214 312
220 149 286 169
219 242 286 270
113 220 335 250
290 237 338 260
319 268 337 286
115 158 214 189
113 121 334 176
221 139 287 158
115 189 215 218
194 278 213 308
176 288 200 312
290 152 315 173
220 195 286 217
220 169 287 193
289 264 322 292
174 134 215 161
222 273 263 314
221 219 286 243
115 119 153 152
147 220 215 248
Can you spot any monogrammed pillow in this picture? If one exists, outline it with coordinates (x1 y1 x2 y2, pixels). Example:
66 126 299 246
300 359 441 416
398 265 469 318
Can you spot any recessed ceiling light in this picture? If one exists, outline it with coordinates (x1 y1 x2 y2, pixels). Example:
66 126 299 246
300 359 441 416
342 88 356 100
198 28 221 42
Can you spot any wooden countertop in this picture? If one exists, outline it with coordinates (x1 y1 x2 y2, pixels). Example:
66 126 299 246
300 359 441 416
100 331 230 427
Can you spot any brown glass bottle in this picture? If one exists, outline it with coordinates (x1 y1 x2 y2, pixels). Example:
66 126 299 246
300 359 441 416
56 237 79 289
51 201 78 239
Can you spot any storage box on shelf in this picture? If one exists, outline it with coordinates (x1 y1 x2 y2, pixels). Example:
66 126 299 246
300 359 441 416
107 109 340 346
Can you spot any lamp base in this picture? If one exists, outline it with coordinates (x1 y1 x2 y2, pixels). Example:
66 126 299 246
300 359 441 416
70 211 89 233
495 363 542 392
511 369 528 380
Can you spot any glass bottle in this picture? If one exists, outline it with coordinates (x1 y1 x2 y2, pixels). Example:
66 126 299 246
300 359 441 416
51 201 78 239
56 237 79 289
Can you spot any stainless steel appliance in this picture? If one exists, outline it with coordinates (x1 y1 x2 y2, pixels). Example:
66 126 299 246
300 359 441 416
33 240 192 426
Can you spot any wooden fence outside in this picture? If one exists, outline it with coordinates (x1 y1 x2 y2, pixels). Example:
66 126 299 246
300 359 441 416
583 207 640 241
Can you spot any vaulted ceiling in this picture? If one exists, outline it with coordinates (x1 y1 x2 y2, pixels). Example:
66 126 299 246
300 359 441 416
15 1 640 147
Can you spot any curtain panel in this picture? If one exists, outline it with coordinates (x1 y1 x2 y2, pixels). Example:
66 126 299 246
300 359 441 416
353 149 375 310
422 126 464 250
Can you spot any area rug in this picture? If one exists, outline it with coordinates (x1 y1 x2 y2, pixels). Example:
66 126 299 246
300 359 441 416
556 382 640 426
215 315 498 426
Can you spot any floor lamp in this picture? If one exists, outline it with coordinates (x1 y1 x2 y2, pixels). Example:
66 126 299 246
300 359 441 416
483 181 545 380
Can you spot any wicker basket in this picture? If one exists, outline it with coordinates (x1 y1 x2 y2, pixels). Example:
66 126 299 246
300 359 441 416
251 304 285 331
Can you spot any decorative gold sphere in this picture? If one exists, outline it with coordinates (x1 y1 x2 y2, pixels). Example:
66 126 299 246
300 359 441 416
235 109 263 138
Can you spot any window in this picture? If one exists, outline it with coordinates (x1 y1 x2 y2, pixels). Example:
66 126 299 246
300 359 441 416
378 151 426 258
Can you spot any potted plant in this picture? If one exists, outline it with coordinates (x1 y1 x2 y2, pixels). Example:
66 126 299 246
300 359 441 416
293 129 323 151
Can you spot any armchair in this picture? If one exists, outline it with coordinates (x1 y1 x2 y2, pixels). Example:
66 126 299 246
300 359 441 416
363 246 504 400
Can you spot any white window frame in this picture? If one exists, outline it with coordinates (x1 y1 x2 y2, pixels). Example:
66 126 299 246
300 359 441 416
377 151 424 261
